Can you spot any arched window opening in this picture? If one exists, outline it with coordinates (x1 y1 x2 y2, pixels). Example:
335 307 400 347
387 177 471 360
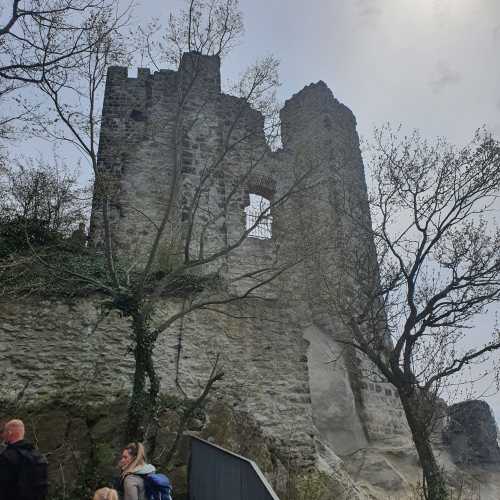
245 193 272 240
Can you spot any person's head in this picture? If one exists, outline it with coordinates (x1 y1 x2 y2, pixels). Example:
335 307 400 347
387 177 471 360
119 442 146 475
93 487 118 500
3 419 25 444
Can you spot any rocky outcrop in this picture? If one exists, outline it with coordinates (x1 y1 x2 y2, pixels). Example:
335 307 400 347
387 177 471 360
445 400 500 465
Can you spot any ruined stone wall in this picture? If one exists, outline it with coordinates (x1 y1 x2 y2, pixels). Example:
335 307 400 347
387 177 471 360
276 82 410 449
89 65 180 257
89 52 270 271
3 52 411 482
0 297 316 466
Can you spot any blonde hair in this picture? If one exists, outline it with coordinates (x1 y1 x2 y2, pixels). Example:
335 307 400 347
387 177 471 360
93 487 119 500
121 442 146 477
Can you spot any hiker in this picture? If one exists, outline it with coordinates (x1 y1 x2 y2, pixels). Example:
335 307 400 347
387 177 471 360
0 419 48 500
93 487 119 500
118 442 156 500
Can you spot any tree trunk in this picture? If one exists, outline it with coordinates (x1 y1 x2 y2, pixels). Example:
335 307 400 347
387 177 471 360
126 332 148 441
398 387 449 500
144 347 161 456
125 311 160 443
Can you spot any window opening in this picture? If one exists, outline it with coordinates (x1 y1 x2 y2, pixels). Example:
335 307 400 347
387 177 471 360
245 193 272 239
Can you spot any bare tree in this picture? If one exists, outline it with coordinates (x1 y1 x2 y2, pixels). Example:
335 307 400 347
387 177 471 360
0 155 88 256
0 0 128 138
102 41 304 442
0 0 127 84
7 0 318 449
134 0 243 69
327 126 500 499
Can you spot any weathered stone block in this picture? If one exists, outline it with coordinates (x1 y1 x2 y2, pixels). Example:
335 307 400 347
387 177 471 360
445 400 500 465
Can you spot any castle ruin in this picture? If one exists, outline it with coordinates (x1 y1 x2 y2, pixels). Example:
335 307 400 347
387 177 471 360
1 52 499 499
90 50 409 453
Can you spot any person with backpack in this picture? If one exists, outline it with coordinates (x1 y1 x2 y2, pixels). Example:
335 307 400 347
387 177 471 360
117 442 172 500
0 419 48 500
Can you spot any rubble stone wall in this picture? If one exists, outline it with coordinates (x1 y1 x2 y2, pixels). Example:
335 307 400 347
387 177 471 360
3 52 411 479
0 297 316 466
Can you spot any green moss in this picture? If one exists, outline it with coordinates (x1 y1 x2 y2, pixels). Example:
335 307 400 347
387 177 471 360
168 464 189 499
0 247 116 298
286 470 331 500
157 393 185 411
157 239 184 274
94 442 116 468
1 242 223 300
200 401 275 473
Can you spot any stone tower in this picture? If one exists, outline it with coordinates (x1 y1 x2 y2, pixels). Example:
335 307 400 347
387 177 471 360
89 51 410 460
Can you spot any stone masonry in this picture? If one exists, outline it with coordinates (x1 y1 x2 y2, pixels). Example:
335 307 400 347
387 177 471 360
1 52 415 494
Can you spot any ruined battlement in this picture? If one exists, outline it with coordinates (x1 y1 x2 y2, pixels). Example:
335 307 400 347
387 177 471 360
106 66 175 80
90 52 370 254
281 80 357 129
103 52 221 107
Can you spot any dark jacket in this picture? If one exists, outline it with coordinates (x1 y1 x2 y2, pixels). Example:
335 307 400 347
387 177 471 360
0 440 48 500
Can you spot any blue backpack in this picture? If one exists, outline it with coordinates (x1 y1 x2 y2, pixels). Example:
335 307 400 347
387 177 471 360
143 472 173 500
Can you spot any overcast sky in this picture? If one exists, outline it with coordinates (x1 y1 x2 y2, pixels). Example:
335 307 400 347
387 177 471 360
229 0 499 142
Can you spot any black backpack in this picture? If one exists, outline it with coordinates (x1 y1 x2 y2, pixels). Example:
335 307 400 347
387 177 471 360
12 446 48 500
